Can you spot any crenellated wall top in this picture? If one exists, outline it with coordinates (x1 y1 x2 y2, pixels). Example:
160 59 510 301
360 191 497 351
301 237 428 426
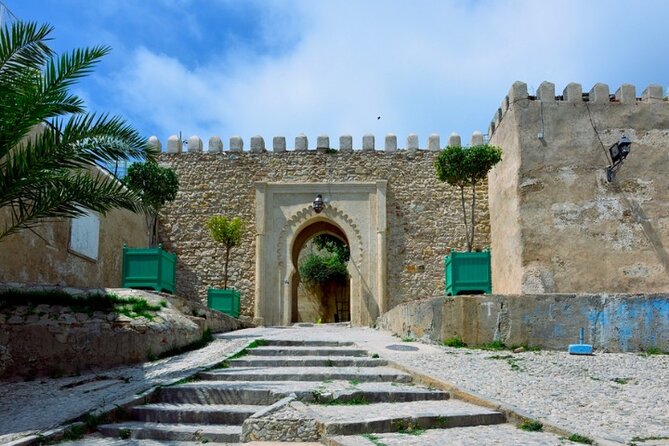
149 131 486 154
488 81 667 137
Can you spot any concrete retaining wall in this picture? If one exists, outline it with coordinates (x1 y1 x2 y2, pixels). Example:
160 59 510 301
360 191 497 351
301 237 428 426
377 293 669 352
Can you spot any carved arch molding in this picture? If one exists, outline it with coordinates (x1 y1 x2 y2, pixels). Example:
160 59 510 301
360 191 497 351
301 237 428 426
254 181 387 326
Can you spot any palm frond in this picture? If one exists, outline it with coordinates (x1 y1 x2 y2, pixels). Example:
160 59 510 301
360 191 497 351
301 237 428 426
0 168 149 240
0 21 53 78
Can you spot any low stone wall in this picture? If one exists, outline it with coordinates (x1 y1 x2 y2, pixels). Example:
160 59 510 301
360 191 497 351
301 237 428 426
241 396 323 443
377 293 669 352
0 287 247 379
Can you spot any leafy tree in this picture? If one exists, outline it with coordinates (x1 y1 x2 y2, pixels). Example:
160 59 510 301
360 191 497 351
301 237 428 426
434 144 502 252
0 21 155 241
206 215 245 289
123 161 179 246
312 233 350 263
299 252 349 288
299 234 350 287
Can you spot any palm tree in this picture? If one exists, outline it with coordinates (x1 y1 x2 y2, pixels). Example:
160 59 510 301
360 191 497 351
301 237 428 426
0 21 156 241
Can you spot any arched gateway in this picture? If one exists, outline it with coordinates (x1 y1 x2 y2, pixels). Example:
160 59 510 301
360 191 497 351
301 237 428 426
254 181 387 326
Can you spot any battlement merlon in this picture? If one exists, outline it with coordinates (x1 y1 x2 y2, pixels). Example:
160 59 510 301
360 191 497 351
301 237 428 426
487 81 666 138
149 131 488 154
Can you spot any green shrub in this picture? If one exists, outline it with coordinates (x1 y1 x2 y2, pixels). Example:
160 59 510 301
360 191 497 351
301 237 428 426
299 252 349 286
443 336 466 348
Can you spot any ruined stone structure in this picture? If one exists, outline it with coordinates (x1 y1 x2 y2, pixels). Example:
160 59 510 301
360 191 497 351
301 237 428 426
156 133 490 325
488 81 669 294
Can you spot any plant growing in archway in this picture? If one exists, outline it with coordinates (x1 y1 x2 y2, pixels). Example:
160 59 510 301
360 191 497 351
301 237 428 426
434 144 502 252
299 234 350 288
123 161 179 246
206 215 245 289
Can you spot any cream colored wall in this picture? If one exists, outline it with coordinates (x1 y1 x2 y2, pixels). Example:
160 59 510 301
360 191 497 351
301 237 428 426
489 82 669 294
0 199 147 288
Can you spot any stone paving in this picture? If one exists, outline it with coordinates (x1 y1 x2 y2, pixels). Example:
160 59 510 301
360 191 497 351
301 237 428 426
1 324 668 445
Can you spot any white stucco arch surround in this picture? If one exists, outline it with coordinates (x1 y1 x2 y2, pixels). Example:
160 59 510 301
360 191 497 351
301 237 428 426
254 181 387 326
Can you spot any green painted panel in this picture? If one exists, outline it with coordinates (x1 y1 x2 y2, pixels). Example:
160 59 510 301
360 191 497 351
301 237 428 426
122 245 176 294
445 250 491 296
207 288 240 318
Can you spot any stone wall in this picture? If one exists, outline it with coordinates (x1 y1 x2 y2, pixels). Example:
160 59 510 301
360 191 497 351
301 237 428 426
378 293 669 352
0 287 246 379
489 81 669 294
156 134 490 318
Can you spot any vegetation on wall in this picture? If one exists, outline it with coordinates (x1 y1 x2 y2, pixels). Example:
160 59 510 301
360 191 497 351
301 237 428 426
299 234 350 287
0 21 155 242
123 161 179 246
206 215 245 289
434 144 502 251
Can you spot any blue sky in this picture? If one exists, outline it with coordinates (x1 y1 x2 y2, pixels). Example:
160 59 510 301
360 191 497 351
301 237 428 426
5 0 669 150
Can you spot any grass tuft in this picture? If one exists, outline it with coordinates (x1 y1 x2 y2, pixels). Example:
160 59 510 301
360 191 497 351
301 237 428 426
568 433 593 444
443 336 467 348
0 289 164 320
518 419 543 432
363 433 388 446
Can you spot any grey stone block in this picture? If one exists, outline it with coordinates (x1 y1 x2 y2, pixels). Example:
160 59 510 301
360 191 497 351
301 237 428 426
384 134 397 152
250 135 265 153
448 132 461 148
148 136 162 152
406 133 419 152
616 84 636 104
589 83 610 103
362 134 375 151
642 84 663 101
428 133 440 151
273 136 286 152
317 135 330 150
167 135 182 153
208 136 223 153
563 82 583 102
339 135 353 152
295 134 308 151
188 136 203 152
537 81 556 101
471 130 484 146
230 136 243 152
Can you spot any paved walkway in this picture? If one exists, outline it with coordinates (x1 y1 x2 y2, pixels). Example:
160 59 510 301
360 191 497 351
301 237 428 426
1 324 667 445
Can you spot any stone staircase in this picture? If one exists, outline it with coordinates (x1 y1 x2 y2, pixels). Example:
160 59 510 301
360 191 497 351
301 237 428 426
96 338 506 443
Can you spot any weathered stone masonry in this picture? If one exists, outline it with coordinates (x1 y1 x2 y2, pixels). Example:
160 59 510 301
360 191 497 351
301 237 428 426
157 135 490 319
489 81 669 294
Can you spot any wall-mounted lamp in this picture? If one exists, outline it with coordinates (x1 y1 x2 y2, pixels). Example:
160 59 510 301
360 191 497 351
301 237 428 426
606 135 631 182
312 194 325 213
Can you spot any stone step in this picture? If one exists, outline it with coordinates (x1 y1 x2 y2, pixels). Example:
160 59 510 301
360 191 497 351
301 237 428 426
97 421 241 442
264 339 355 347
309 400 505 436
325 424 573 446
157 386 279 405
161 381 448 404
228 356 387 368
247 346 368 357
131 403 262 424
198 366 413 383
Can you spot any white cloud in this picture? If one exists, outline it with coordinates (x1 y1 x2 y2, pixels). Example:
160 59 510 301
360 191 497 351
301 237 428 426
110 0 669 149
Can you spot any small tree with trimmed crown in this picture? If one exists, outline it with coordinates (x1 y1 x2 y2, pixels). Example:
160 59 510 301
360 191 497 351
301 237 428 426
123 161 179 246
434 144 502 252
206 215 245 289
